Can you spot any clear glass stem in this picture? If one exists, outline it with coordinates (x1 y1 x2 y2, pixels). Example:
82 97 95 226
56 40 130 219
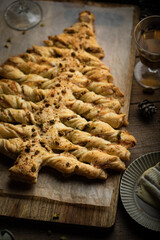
19 0 27 12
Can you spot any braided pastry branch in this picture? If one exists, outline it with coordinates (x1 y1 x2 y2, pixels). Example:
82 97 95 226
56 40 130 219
0 108 36 124
0 138 23 159
0 94 38 110
9 139 107 183
0 123 38 139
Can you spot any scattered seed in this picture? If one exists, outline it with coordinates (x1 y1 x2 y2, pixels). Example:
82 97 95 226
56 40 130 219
38 123 43 129
4 44 9 48
55 141 59 145
7 37 12 43
69 68 75 72
31 166 36 172
66 162 70 167
58 131 64 137
32 132 37 137
35 150 40 155
50 119 55 124
40 141 45 148
68 74 73 78
45 103 50 107
117 131 121 141
53 213 59 220
68 44 73 49
55 105 60 109
40 23 45 27
60 236 67 240
25 147 30 153
83 123 90 131
71 51 76 57
61 89 66 94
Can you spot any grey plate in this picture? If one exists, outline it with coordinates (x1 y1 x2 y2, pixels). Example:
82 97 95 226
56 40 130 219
120 152 160 232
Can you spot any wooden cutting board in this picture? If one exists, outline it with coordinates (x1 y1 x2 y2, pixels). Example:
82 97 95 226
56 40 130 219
0 0 139 228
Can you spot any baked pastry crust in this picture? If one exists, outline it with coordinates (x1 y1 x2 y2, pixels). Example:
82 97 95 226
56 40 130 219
0 11 136 183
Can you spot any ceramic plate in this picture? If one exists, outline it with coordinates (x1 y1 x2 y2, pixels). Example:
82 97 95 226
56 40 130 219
120 151 160 231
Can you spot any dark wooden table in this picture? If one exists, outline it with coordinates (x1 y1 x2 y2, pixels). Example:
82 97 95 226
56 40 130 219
0 1 160 239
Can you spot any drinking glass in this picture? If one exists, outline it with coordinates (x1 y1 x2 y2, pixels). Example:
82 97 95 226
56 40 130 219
134 16 160 89
4 0 42 31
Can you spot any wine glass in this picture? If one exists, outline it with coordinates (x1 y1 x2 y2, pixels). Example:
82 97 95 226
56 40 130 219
134 15 160 89
4 0 43 31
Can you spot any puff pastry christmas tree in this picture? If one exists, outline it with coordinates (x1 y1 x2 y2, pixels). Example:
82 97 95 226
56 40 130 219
0 11 136 183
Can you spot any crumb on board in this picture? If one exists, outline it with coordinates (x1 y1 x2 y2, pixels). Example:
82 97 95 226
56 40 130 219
40 23 45 27
4 43 9 48
53 213 60 220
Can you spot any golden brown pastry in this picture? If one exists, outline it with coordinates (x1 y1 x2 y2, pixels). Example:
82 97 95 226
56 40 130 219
44 11 105 58
0 11 136 183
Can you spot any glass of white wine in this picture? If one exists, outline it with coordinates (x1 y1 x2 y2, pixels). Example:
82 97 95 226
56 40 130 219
4 0 42 31
134 15 160 89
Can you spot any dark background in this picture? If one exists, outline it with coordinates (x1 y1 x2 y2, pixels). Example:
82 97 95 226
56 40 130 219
87 0 160 18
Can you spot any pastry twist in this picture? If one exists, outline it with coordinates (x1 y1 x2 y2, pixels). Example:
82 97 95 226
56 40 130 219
0 79 52 102
0 108 36 124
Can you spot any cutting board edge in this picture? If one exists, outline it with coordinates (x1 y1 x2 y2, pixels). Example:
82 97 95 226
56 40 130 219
0 176 121 229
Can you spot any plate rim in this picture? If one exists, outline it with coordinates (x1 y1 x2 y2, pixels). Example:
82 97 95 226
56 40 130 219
120 151 160 232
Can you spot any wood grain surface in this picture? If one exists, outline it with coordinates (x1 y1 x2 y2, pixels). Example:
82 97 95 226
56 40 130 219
0 0 139 229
